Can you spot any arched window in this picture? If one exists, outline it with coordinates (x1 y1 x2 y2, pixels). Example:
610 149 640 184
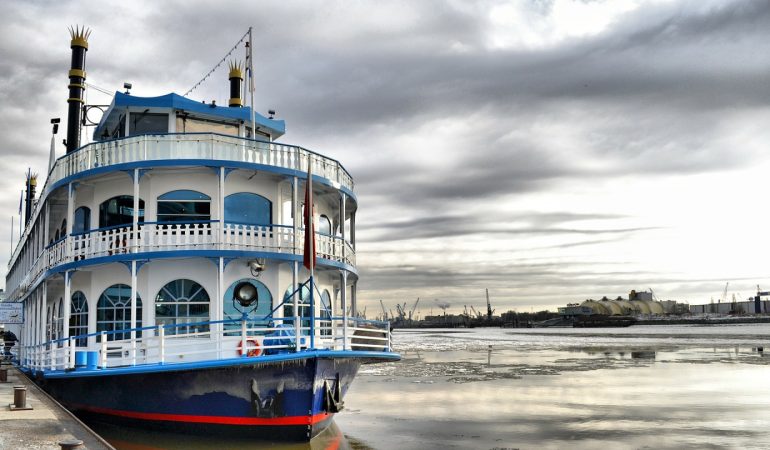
70 291 88 347
73 207 91 234
157 190 211 223
224 193 271 225
319 215 332 235
223 279 272 334
99 196 145 228
283 283 311 332
97 284 142 341
320 289 332 336
155 279 210 335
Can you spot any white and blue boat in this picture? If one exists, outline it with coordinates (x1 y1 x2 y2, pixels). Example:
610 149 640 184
4 27 398 441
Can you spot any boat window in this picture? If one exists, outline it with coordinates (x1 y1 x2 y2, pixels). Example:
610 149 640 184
73 207 91 234
223 279 272 335
282 283 311 321
55 297 64 343
70 291 88 347
60 219 67 238
177 115 238 136
245 126 270 140
129 112 168 136
97 284 142 341
320 290 332 336
224 193 271 225
157 190 211 223
155 279 210 336
99 196 145 228
319 215 331 235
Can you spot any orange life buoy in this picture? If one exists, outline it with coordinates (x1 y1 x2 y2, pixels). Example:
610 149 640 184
237 339 261 357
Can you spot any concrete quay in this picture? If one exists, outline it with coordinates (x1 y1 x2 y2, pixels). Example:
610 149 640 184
0 364 113 450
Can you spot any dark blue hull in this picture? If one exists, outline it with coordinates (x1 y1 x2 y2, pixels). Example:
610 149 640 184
35 353 383 441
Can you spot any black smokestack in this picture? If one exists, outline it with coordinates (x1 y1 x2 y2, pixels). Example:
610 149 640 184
24 171 37 226
66 25 90 153
228 61 243 108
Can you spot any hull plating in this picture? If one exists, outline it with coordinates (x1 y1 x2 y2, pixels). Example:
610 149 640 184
39 356 361 440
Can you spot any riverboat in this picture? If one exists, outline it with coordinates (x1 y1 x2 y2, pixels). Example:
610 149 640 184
4 27 398 441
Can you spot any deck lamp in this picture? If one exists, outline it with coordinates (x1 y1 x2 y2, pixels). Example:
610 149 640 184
234 281 258 308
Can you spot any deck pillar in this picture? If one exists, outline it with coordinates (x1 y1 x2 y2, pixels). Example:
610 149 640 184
130 260 137 365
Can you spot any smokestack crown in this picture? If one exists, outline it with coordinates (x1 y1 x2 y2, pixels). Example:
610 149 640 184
69 25 91 49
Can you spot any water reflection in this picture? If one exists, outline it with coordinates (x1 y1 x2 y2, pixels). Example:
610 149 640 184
90 420 359 450
339 326 770 449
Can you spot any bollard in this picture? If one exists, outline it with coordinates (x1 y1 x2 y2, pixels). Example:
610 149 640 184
0 368 7 383
9 385 32 411
13 386 26 407
58 439 84 450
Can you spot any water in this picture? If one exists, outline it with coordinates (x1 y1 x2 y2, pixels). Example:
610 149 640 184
92 324 770 449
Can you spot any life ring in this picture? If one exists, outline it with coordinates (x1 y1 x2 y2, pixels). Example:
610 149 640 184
237 339 262 357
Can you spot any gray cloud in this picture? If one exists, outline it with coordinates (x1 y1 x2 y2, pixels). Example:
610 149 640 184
1 0 768 312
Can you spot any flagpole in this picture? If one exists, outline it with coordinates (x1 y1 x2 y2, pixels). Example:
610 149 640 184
10 216 14 257
308 163 315 350
248 26 256 141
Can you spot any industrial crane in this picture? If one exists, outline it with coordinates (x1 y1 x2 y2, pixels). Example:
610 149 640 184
379 299 388 321
485 288 494 320
409 298 420 321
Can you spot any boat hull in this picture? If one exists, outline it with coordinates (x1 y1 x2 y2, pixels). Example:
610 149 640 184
37 355 363 441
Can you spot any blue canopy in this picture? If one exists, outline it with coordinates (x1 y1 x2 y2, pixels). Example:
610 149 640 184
94 92 285 139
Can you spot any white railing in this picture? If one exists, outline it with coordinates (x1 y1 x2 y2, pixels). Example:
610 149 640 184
12 222 355 300
8 133 355 283
16 316 392 373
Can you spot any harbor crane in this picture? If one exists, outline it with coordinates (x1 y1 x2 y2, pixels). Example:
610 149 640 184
409 298 420 321
721 282 729 303
485 288 494 320
379 299 388 321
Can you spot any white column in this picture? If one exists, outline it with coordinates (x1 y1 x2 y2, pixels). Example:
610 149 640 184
62 271 71 340
44 202 50 245
218 167 225 248
340 193 346 261
66 183 74 235
292 176 298 254
132 169 139 252
341 270 347 350
40 284 47 344
216 257 223 358
130 260 137 365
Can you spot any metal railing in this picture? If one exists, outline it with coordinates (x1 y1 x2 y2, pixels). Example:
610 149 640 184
16 315 392 373
8 221 355 302
8 132 355 282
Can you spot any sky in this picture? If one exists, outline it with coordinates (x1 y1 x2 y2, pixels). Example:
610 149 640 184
1 0 769 317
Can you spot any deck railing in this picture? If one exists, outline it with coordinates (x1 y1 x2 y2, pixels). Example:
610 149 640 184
7 221 355 300
8 132 355 288
15 316 392 373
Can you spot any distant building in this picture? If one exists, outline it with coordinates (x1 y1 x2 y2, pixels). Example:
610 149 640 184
560 290 687 317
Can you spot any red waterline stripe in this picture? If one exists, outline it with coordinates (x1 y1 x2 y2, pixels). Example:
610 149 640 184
75 404 331 426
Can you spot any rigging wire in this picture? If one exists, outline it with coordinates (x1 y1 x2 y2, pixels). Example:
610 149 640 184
183 29 250 97
84 82 114 96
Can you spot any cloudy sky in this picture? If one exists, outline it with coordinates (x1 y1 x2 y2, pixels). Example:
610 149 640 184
1 0 769 316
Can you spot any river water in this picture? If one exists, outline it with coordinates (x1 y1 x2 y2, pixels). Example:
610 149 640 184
93 324 770 449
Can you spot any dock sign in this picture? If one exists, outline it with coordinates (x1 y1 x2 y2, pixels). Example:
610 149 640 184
0 303 23 324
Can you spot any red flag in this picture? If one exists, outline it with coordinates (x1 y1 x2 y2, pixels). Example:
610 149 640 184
303 162 316 271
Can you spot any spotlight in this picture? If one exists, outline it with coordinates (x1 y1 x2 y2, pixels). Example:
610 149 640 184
51 118 60 135
123 82 132 94
268 109 275 119
233 281 258 308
